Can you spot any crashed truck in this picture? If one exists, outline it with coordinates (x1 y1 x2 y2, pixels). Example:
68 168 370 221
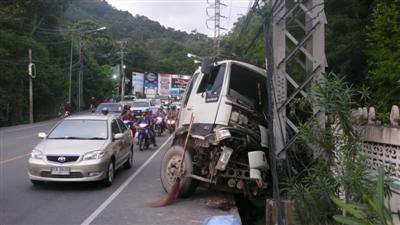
160 58 271 200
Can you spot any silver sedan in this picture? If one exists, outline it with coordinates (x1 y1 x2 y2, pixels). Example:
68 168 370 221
28 114 133 186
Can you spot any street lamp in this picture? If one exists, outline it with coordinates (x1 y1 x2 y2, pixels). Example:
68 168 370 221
187 53 201 59
68 26 107 111
112 74 118 79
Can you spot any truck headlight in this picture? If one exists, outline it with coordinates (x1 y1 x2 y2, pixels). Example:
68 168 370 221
30 149 43 160
83 150 106 161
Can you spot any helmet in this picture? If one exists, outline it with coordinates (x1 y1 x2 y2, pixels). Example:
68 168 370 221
141 108 149 116
101 107 109 115
171 105 176 110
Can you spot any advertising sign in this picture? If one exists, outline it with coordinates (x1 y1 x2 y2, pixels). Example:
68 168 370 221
144 72 158 98
158 74 171 96
132 72 144 94
171 75 190 95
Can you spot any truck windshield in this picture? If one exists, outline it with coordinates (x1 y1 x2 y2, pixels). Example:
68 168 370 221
228 64 266 110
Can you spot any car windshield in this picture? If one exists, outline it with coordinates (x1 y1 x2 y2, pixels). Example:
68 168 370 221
229 64 266 110
132 102 149 107
48 120 108 140
96 104 122 113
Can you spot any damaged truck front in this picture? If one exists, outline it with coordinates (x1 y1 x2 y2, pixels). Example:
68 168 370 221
160 59 270 200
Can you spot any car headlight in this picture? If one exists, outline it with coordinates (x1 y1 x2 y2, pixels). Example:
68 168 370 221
83 150 106 161
30 149 43 160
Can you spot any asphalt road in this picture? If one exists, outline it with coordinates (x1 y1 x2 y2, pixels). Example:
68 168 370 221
0 118 238 225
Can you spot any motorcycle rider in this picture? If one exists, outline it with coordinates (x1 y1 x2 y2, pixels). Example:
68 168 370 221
167 105 179 120
122 108 136 138
136 109 157 147
154 107 166 131
64 101 72 116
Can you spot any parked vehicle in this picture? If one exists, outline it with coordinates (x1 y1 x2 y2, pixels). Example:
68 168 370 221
160 59 270 199
137 123 150 151
28 114 134 186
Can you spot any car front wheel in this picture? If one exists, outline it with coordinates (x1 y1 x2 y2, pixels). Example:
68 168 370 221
102 160 115 187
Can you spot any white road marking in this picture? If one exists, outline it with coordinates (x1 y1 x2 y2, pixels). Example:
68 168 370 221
80 135 174 225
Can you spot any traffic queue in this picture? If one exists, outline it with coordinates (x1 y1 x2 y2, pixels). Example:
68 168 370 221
28 97 180 187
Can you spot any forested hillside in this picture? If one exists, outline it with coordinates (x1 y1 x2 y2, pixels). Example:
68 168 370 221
0 0 213 126
221 0 400 113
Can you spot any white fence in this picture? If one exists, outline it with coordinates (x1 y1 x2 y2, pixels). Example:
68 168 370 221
353 105 400 182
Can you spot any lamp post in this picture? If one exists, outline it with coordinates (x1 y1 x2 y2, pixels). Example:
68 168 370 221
71 26 106 111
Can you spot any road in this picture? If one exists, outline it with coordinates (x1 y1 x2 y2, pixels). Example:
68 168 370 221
0 119 238 225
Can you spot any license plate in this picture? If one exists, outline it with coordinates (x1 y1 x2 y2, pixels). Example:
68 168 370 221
216 147 233 171
51 167 70 175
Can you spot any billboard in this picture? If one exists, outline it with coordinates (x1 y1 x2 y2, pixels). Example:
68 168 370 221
144 72 158 98
158 74 171 96
132 72 144 94
171 75 190 95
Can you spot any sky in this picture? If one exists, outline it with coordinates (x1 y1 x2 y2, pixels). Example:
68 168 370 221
105 0 252 37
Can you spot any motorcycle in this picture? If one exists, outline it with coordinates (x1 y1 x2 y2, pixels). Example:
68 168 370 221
166 118 176 133
137 123 150 151
90 104 96 113
155 116 164 136
63 111 71 118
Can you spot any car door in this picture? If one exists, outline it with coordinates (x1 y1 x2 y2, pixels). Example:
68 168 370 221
116 118 131 160
110 119 124 167
183 63 227 128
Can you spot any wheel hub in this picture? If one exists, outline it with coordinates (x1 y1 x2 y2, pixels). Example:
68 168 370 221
166 155 183 185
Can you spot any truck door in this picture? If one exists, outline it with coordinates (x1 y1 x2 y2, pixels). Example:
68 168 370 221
182 63 227 136
180 72 200 127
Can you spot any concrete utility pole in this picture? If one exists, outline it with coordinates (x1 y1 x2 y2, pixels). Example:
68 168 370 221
75 26 106 111
264 0 327 159
28 48 36 124
117 41 127 100
206 0 227 53
68 33 74 104
77 33 83 112
263 0 326 223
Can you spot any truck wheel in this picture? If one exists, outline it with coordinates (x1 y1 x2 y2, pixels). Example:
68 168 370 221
160 145 197 198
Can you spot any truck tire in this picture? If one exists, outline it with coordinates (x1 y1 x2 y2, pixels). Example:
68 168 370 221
160 145 197 198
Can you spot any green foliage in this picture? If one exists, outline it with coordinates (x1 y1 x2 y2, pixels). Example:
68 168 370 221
288 74 376 224
332 167 397 225
0 0 212 126
366 0 400 111
288 162 338 225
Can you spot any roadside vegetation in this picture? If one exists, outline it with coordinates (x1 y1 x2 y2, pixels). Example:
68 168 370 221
0 0 212 126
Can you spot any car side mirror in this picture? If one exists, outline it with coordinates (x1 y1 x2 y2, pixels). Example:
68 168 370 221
38 132 47 139
113 133 124 140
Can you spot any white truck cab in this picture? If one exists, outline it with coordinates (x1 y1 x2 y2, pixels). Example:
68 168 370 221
179 59 267 137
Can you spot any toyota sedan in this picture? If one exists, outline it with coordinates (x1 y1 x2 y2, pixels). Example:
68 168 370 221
28 114 133 186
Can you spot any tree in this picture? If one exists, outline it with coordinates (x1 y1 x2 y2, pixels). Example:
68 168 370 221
366 0 400 111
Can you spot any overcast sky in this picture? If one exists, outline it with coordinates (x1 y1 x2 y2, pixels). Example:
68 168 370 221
105 0 251 37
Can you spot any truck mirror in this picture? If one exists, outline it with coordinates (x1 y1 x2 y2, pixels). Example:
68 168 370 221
201 57 215 75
